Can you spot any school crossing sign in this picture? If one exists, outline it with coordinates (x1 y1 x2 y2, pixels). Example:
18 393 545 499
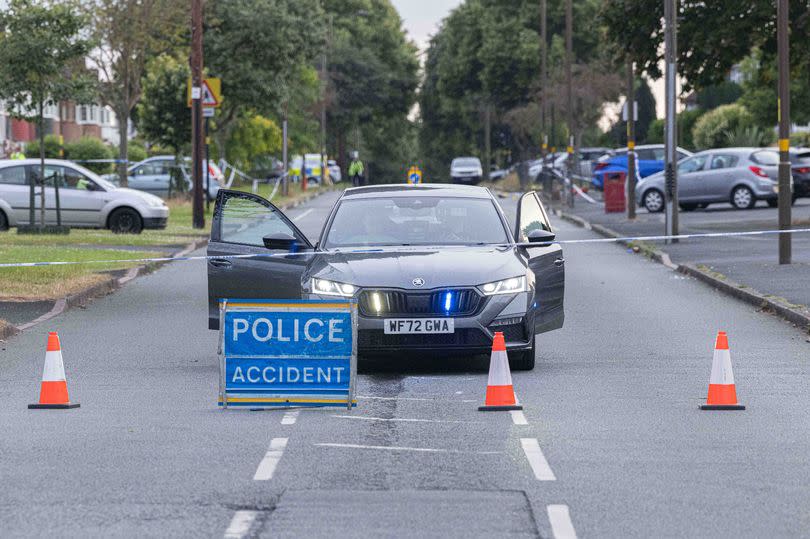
218 300 357 409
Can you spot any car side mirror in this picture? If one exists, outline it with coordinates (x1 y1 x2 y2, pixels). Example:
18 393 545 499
263 233 297 250
527 229 556 243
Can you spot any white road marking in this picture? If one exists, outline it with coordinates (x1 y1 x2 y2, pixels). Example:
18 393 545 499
332 415 475 424
547 505 577 539
253 438 288 480
315 442 500 455
510 410 528 425
520 438 556 480
223 510 259 539
292 209 313 221
281 410 299 425
357 395 477 403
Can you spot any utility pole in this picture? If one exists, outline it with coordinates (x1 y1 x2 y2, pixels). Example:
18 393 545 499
664 0 678 241
282 101 289 197
320 13 333 187
565 0 574 208
484 102 491 181
777 0 792 264
190 0 204 229
540 0 547 162
626 61 636 219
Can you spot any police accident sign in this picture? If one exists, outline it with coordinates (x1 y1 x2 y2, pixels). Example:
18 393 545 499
218 300 357 409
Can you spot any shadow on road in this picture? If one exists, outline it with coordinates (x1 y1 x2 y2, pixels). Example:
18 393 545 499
359 353 489 375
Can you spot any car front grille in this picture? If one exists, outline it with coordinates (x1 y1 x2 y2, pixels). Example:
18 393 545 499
358 328 492 349
358 289 482 318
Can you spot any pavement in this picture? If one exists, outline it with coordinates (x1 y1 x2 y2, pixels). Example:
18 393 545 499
2 188 810 537
553 191 810 313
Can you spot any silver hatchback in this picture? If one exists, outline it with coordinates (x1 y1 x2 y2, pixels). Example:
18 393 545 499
635 148 779 212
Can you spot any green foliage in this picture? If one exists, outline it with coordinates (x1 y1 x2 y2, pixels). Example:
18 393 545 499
24 135 63 159
723 126 775 148
692 104 754 150
646 118 664 145
738 49 810 130
226 115 283 171
695 82 743 111
65 137 114 174
126 140 148 163
790 131 810 148
606 77 657 145
678 109 704 151
137 55 191 154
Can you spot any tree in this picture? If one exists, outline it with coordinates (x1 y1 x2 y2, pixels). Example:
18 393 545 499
205 0 324 158
137 55 191 155
226 115 283 171
87 0 186 187
0 0 95 228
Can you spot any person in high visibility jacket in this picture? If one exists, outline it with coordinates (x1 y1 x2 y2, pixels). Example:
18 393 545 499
348 151 364 187
10 145 25 160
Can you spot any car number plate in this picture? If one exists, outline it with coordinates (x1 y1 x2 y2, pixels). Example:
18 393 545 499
384 318 454 334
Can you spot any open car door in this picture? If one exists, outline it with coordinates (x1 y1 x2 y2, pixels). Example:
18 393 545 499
207 190 314 329
515 191 565 334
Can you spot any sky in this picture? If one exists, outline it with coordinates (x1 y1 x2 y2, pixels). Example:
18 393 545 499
390 0 463 52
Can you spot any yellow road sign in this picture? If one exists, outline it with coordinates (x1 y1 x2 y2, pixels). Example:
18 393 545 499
407 165 422 184
187 77 222 108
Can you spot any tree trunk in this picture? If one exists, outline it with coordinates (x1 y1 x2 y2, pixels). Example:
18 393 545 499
483 103 491 181
38 101 46 227
337 130 346 179
116 107 129 187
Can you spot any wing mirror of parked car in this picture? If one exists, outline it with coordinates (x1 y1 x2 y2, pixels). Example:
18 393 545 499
526 229 556 243
263 232 297 250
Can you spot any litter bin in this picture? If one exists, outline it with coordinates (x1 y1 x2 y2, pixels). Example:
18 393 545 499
603 171 626 213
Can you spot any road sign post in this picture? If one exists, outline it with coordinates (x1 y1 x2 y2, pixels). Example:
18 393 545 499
218 300 358 410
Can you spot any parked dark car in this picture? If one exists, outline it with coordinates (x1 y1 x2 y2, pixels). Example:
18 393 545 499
790 149 810 201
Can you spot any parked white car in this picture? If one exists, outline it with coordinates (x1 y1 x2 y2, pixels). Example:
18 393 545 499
0 159 169 234
450 156 483 184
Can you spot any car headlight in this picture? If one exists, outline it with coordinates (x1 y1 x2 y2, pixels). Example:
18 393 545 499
146 197 166 208
478 276 526 296
311 278 357 297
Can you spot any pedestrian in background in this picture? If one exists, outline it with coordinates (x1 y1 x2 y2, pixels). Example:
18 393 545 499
348 151 364 187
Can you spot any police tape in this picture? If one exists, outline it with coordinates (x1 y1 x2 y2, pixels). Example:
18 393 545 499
1 227 809 269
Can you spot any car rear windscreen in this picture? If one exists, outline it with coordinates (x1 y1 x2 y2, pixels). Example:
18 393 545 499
324 197 510 248
452 158 480 167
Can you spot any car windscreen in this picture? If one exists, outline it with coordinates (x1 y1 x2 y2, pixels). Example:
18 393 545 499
451 158 480 168
324 196 509 248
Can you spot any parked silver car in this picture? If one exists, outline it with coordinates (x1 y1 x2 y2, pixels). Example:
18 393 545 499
635 148 779 212
0 159 169 233
109 155 223 201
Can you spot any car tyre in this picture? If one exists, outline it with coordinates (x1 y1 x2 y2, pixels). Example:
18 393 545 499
643 189 665 213
109 207 143 234
509 340 536 371
731 185 756 209
0 210 8 232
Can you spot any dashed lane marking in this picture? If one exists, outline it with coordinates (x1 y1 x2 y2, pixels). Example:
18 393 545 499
547 505 577 539
281 410 299 425
314 442 500 455
253 438 288 481
510 410 528 425
520 438 556 481
332 415 478 424
292 209 313 221
223 510 260 539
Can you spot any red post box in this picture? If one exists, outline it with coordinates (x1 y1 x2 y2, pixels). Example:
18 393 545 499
603 171 626 213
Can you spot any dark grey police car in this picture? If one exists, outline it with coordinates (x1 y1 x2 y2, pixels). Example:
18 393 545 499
207 184 564 370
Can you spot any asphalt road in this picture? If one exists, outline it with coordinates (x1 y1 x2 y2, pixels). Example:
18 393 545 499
2 188 810 538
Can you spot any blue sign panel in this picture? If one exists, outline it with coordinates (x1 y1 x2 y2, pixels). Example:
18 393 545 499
218 300 357 409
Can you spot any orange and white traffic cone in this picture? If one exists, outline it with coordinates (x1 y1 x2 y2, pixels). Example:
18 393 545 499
478 332 522 411
28 332 80 410
700 331 745 411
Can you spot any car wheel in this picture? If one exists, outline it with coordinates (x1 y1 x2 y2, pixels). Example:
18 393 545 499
509 341 536 371
0 210 8 232
679 203 698 211
109 207 143 234
731 185 755 209
767 199 779 208
643 189 665 213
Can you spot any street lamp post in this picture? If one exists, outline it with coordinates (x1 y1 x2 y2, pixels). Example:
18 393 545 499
626 61 636 220
777 0 792 264
565 0 574 208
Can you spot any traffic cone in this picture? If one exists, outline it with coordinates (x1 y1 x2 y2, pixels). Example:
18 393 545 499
479 332 522 411
700 331 745 411
28 332 80 409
